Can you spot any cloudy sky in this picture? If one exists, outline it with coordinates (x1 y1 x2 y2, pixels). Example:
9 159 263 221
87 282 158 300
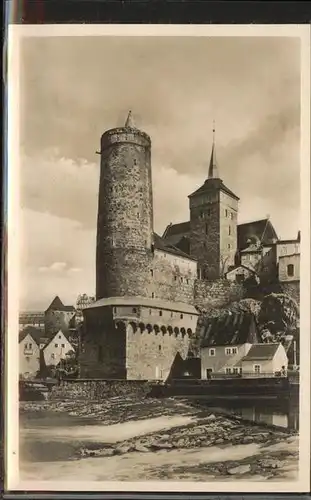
18 35 301 310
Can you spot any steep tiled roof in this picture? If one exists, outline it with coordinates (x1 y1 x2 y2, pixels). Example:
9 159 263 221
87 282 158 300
237 219 278 250
45 296 76 313
163 221 190 239
188 178 239 200
242 343 280 361
200 312 260 348
153 232 195 260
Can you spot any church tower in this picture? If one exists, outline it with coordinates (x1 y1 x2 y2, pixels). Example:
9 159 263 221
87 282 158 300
188 126 239 280
96 111 154 300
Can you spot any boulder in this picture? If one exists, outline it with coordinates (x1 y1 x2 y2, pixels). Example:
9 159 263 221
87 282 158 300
259 459 285 469
228 464 251 475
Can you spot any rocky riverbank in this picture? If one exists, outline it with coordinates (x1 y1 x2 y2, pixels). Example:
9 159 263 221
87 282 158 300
20 396 299 481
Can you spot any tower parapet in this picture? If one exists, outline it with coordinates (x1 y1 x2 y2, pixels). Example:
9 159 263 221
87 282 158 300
96 111 154 300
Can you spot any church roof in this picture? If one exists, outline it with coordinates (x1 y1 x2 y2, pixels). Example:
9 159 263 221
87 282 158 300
188 178 239 200
200 312 261 348
208 142 219 179
237 218 278 250
153 232 195 260
163 221 191 239
45 296 76 313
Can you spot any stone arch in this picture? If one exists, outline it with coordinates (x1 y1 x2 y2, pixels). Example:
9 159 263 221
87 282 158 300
181 327 186 337
129 321 138 333
154 324 160 334
187 328 192 336
174 327 179 336
146 323 153 333
138 322 145 333
115 320 126 332
167 326 173 335
160 325 167 335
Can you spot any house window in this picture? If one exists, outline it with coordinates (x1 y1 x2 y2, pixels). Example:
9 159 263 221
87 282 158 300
134 159 137 165
239 367 243 374
232 347 238 354
230 212 234 220
132 307 137 313
159 310 163 316
200 211 204 219
225 209 228 217
181 277 183 283
152 292 155 298
206 368 213 378
225 367 231 374
180 314 183 319
228 226 231 235
113 307 117 313
51 353 55 359
228 243 231 249
287 264 294 277
225 347 232 355
61 344 65 348
171 312 174 318
59 335 62 339
149 309 152 315
159 345 162 351
209 348 216 356
236 273 245 284
254 364 261 374
150 269 153 277
174 276 177 281
55 343 58 348
186 279 189 284
233 367 239 374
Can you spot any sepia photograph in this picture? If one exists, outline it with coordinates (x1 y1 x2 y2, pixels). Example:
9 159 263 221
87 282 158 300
6 24 310 492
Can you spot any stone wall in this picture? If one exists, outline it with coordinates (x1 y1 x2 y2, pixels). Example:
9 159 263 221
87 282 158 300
126 323 191 381
151 250 196 304
50 379 152 401
79 308 127 378
194 278 245 309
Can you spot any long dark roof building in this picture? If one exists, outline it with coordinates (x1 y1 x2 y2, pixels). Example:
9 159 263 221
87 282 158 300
200 312 261 348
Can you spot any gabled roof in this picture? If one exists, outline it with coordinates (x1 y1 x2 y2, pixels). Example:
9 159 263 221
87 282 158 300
19 326 52 346
42 329 74 351
200 312 261 348
242 343 280 361
153 232 196 261
237 218 278 251
162 221 191 240
225 264 257 276
188 178 239 201
45 296 76 313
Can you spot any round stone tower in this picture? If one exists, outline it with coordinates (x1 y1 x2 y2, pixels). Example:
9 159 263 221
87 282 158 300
96 111 154 300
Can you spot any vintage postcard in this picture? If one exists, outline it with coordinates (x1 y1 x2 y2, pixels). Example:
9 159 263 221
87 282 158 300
6 24 311 492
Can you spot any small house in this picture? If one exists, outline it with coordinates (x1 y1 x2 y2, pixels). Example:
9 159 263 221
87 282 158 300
200 312 262 379
241 343 288 377
43 329 75 367
19 331 40 379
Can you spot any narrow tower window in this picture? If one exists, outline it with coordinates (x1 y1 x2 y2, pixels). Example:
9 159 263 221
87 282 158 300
287 264 294 277
228 226 231 235
150 269 154 277
205 223 208 234
225 209 228 217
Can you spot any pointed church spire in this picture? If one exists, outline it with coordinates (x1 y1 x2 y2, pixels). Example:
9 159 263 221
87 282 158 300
124 110 135 128
208 120 219 179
